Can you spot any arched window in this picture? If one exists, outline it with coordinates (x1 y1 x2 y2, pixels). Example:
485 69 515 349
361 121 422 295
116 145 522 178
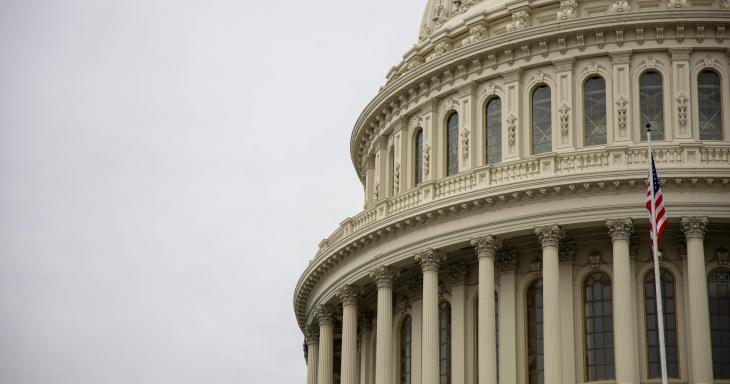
698 69 723 140
415 128 424 185
532 85 552 154
447 112 459 176
640 71 664 140
527 279 544 384
486 98 502 164
583 76 607 146
439 301 452 384
709 268 730 379
400 316 412 384
584 272 614 381
644 269 679 378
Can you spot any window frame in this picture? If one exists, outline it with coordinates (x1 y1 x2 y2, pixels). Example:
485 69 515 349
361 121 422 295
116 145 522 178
530 84 553 155
582 75 608 147
581 270 615 382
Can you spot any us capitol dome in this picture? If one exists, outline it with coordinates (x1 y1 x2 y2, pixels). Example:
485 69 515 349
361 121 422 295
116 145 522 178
294 1 730 383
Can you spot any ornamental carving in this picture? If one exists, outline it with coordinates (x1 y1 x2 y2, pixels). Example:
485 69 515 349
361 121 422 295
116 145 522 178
507 114 517 145
606 218 634 241
704 55 716 68
535 224 563 247
559 103 570 136
393 163 401 194
305 324 320 345
374 181 379 201
723 0 730 8
676 93 688 126
557 0 578 20
471 235 502 258
588 62 599 74
315 304 336 325
461 129 471 159
369 265 398 288
462 24 487 47
668 0 688 8
423 144 431 176
533 71 546 83
432 5 448 30
336 284 361 306
681 216 708 239
507 10 530 32
616 96 628 130
559 240 576 264
607 0 631 13
645 56 657 69
448 262 470 285
415 248 445 272
496 249 519 272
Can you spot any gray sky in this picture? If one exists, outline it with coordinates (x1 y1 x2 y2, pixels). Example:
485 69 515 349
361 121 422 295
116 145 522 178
0 0 422 382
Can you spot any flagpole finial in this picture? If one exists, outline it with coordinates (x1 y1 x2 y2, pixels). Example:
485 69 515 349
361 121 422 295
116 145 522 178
646 123 652 132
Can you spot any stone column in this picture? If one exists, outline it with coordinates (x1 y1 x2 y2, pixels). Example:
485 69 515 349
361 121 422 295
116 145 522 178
359 312 374 384
449 262 470 384
306 325 320 384
407 276 424 384
338 285 360 384
606 219 639 384
496 250 518 384
558 241 577 384
682 216 713 384
535 225 563 384
370 266 398 384
416 248 445 384
316 305 336 384
471 235 501 384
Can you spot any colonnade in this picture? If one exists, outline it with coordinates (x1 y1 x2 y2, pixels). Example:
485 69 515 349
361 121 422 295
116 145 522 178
305 216 713 384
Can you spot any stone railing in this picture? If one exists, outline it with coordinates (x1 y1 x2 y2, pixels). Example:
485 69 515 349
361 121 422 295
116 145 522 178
314 143 729 258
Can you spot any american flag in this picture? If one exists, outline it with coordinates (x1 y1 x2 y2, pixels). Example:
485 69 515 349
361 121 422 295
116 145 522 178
646 154 668 242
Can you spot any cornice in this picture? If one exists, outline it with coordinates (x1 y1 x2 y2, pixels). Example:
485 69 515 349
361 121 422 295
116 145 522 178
294 168 730 330
350 11 730 181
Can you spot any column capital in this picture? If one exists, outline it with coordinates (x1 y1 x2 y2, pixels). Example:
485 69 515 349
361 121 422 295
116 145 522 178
681 216 709 239
415 248 445 272
535 224 563 248
305 324 320 345
606 218 634 241
337 284 361 307
471 235 502 259
559 240 576 264
448 262 470 285
369 265 398 288
496 249 519 272
316 304 336 326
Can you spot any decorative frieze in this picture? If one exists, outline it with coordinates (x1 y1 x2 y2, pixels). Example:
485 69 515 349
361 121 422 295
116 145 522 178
681 216 709 239
471 235 502 258
608 0 631 13
557 0 578 20
607 218 634 241
462 24 488 47
369 265 398 288
535 224 563 247
668 0 688 9
415 248 445 272
507 10 530 32
496 249 519 272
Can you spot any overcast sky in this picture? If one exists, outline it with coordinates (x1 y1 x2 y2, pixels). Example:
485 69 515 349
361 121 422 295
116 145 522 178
0 1 423 382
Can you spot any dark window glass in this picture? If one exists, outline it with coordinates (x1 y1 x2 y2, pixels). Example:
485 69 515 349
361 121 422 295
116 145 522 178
415 129 423 185
583 76 607 146
439 302 452 384
698 70 723 140
584 272 615 381
527 279 544 384
447 113 459 176
400 316 412 384
645 269 679 378
709 268 730 378
532 85 552 154
486 98 502 164
640 71 664 140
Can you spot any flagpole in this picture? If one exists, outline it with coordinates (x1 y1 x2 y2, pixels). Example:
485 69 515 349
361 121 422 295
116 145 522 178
647 123 669 384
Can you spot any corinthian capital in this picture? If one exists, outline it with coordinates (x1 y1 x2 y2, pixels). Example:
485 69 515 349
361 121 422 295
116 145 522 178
471 235 502 259
535 224 563 247
606 218 634 241
369 265 398 288
305 324 320 345
681 216 709 239
336 284 361 307
415 248 445 272
315 304 336 325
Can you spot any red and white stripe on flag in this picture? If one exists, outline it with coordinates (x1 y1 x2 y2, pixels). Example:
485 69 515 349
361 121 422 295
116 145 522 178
646 155 668 242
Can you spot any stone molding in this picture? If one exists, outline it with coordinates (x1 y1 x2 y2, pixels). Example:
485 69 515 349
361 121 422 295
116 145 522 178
415 248 445 272
336 284 361 307
471 235 502 259
606 218 634 241
369 265 398 288
681 216 709 239
535 224 563 247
